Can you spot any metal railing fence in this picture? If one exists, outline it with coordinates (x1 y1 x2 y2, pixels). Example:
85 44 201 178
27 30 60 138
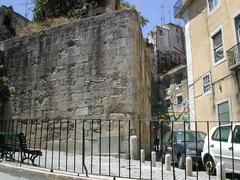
0 118 239 180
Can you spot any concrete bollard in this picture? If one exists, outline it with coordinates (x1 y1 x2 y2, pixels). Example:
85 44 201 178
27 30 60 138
186 156 192 176
216 162 226 180
130 135 139 160
165 154 171 171
141 149 145 163
152 151 156 167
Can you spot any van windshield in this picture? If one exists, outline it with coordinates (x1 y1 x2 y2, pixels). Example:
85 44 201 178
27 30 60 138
177 131 206 142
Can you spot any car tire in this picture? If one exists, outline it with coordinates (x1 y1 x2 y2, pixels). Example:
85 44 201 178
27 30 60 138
204 156 216 175
178 155 185 169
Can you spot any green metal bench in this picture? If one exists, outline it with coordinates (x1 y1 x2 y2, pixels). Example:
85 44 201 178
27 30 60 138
0 132 42 166
0 132 20 160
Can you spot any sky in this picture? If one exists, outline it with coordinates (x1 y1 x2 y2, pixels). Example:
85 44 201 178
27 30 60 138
0 0 184 37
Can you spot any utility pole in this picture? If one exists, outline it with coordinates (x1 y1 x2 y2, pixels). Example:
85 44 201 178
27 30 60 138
160 4 165 27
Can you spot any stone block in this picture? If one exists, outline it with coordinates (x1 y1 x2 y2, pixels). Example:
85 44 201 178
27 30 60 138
98 135 119 154
75 107 89 116
130 135 139 160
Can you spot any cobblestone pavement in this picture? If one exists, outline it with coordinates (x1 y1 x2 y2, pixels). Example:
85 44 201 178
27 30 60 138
5 151 235 180
37 151 223 180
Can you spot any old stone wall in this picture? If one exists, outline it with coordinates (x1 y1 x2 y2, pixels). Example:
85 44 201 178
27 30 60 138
1 9 151 130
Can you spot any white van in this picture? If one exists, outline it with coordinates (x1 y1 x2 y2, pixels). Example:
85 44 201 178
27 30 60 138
201 123 240 175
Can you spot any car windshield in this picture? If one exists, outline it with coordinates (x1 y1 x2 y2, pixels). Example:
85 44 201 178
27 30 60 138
177 131 206 142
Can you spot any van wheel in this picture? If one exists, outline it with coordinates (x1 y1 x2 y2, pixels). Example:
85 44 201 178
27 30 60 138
178 155 185 169
204 156 216 175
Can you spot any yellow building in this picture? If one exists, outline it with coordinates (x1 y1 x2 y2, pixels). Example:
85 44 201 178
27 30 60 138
174 0 240 130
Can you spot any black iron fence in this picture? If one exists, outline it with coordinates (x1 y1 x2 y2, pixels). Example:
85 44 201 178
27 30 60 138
0 118 239 180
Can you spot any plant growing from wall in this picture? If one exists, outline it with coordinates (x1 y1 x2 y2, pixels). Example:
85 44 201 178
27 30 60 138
33 0 149 26
0 64 11 105
120 0 149 27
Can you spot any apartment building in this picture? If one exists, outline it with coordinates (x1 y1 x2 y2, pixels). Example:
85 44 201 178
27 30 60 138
174 0 240 129
159 65 189 125
148 23 186 75
148 23 188 126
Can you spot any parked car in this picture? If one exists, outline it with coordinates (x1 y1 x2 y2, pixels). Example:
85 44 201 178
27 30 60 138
160 130 206 169
201 123 240 175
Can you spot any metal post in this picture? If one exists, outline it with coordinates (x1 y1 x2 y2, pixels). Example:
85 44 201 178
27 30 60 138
165 154 171 171
186 156 192 176
82 120 88 177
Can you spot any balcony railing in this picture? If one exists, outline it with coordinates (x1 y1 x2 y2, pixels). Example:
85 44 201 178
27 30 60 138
174 0 183 18
227 43 240 70
174 0 193 18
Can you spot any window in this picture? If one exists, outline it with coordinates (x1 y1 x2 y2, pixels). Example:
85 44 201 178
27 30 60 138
176 37 180 43
233 125 240 144
212 30 224 63
177 131 206 142
212 126 231 142
208 0 219 12
238 28 240 43
165 99 171 108
177 96 183 104
163 132 171 144
156 50 160 58
203 74 211 95
159 29 163 36
165 79 170 89
176 75 182 85
234 15 240 43
217 100 231 124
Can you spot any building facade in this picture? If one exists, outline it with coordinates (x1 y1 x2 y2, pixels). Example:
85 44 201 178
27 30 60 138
148 23 188 126
174 0 240 130
159 65 189 125
0 6 29 41
148 23 186 76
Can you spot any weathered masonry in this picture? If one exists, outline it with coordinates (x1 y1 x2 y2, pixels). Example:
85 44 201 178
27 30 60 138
0 9 151 134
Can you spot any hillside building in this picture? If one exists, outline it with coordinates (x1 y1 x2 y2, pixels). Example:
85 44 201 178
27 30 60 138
174 0 240 130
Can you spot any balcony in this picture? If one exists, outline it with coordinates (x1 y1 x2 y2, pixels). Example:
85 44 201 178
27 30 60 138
227 43 240 71
174 0 193 18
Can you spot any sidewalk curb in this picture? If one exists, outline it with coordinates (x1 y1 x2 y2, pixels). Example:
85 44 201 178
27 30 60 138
0 162 116 180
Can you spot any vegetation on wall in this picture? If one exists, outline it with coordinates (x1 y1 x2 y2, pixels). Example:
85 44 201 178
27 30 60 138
120 0 149 27
152 104 170 122
33 0 97 21
0 64 11 105
33 0 149 26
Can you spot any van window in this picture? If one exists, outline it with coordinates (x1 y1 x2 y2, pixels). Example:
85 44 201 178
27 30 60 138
212 126 231 142
163 132 171 144
233 125 240 144
177 131 206 142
